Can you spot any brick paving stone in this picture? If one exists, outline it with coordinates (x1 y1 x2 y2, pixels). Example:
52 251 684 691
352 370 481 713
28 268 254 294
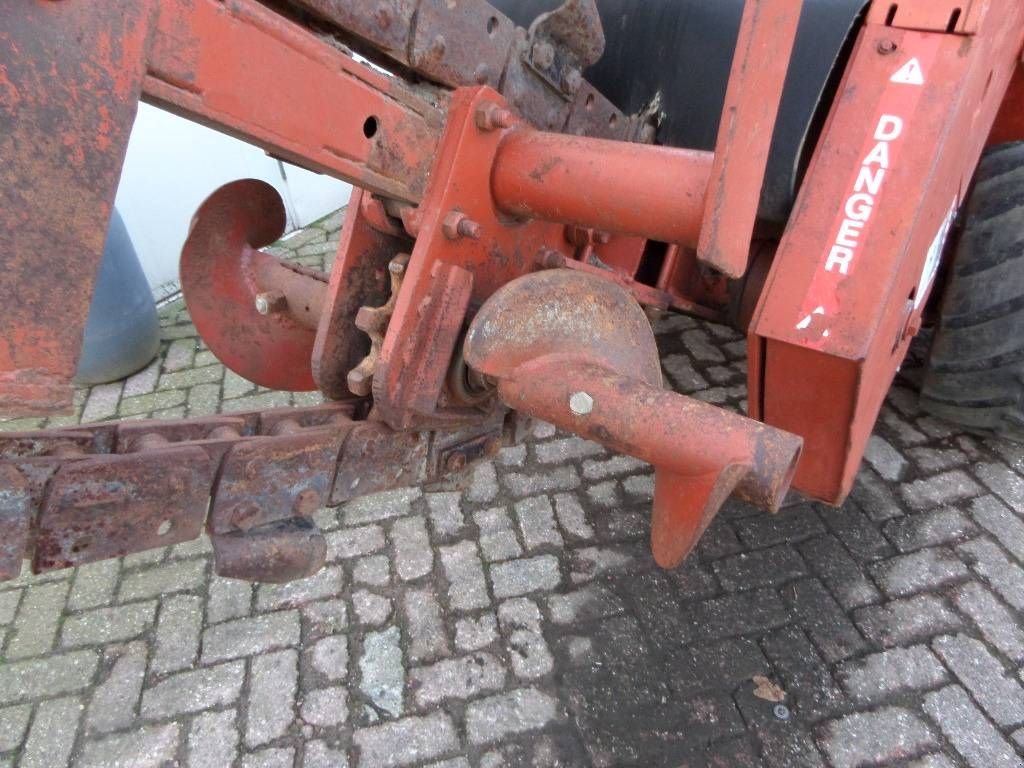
390 517 433 580
552 493 595 540
256 566 344 611
151 594 202 674
686 587 789 642
490 555 561 599
188 709 239 768
901 470 983 510
712 545 806 591
958 537 1024 610
67 560 119 611
77 723 180 768
81 382 122 423
797 535 881 610
402 587 450 663
359 625 404 717
202 611 300 663
952 581 1024 663
974 462 1024 510
141 661 244 719
61 601 157 647
7 580 69 658
854 593 964 648
467 462 500 503
923 685 1021 768
309 635 349 682
498 598 553 680
353 712 459 768
439 542 490 611
835 645 947 704
354 555 390 586
409 653 507 707
884 507 978 552
474 507 523 563
535 437 605 464
21 695 81 768
353 591 392 626
817 707 938 768
454 614 498 652
241 747 295 768
513 496 563 550
118 558 207 602
466 688 559 745
864 435 909 481
206 574 252 623
546 585 625 625
247 650 298 747
932 634 1024 727
0 705 29 752
327 524 386 561
86 641 147 734
300 686 348 727
870 547 969 598
970 494 1024 559
0 651 98 705
502 466 580 497
344 488 422 525
304 740 350 768
425 493 465 539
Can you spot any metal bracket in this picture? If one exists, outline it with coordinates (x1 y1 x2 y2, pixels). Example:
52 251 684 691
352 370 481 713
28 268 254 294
524 0 606 99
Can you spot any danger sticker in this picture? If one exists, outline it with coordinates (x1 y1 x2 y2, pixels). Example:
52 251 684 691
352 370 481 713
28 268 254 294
794 36 942 346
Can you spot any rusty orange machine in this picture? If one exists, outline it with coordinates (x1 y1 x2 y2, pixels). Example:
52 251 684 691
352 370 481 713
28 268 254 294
1 0 1022 583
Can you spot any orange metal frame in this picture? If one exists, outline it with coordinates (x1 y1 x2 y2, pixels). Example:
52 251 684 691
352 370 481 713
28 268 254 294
750 0 1024 503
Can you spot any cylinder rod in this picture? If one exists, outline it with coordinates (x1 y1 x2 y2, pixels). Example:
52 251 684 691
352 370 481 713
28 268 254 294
491 130 714 247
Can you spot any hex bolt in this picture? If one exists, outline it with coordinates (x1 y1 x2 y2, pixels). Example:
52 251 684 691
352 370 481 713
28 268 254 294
532 41 556 69
877 39 898 55
475 102 515 132
443 211 482 241
569 391 594 416
254 290 287 316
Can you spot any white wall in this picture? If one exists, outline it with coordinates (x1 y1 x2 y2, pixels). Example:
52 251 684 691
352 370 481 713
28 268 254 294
114 103 352 289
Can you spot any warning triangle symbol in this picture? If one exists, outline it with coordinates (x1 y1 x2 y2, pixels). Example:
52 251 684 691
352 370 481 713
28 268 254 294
891 58 925 85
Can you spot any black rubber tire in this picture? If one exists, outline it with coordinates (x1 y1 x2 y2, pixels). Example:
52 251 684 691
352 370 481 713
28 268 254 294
921 141 1024 442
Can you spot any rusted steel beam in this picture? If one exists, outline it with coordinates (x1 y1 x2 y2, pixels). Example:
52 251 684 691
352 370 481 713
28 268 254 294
284 0 643 138
491 130 714 247
146 0 446 204
0 1 156 416
465 269 802 568
696 0 804 278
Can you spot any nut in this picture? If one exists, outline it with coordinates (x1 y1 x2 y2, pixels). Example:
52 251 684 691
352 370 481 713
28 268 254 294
442 211 482 241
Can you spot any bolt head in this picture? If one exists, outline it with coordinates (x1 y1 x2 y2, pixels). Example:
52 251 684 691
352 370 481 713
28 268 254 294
569 391 594 416
254 290 287 316
877 39 898 55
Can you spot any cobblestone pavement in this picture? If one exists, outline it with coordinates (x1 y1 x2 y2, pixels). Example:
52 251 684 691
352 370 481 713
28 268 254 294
2 209 1024 767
